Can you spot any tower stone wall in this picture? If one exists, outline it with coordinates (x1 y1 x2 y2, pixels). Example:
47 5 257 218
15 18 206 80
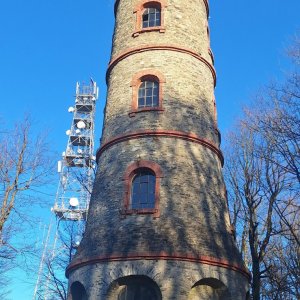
67 0 250 299
111 0 211 61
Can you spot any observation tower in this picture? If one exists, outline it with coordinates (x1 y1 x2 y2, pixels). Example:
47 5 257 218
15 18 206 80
67 1 249 299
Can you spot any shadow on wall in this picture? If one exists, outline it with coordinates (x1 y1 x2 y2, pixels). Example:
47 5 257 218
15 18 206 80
69 95 249 299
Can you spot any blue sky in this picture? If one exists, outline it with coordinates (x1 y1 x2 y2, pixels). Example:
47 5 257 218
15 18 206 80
0 0 299 299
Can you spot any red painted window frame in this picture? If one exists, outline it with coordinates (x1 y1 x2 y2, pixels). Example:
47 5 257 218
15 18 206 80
133 0 168 37
122 160 163 218
129 69 166 117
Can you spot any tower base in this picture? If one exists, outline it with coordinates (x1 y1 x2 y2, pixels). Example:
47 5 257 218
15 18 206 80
67 259 249 299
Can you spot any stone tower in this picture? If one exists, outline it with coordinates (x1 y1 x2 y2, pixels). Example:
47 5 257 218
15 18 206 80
67 0 250 299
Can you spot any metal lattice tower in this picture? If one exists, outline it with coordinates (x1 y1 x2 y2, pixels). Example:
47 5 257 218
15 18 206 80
52 80 98 221
33 80 98 300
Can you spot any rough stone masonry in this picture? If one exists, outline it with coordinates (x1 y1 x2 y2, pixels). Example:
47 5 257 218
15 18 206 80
67 0 250 299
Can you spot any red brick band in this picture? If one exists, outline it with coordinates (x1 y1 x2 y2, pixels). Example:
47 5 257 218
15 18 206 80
96 130 223 166
66 253 250 280
107 45 217 87
114 0 209 18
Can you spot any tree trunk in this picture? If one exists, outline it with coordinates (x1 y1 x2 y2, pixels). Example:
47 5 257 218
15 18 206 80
252 260 261 300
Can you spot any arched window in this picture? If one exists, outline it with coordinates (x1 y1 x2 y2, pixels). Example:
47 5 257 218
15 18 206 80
123 160 163 217
70 281 87 300
142 7 161 28
118 284 158 300
133 0 167 37
130 70 165 115
114 275 162 300
138 80 159 108
188 278 230 300
131 168 156 209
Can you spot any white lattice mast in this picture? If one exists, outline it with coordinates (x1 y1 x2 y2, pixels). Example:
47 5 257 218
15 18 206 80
33 80 98 300
53 80 98 221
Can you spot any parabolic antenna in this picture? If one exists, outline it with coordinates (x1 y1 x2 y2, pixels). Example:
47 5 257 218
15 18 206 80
68 107 75 113
74 235 82 246
66 130 71 136
69 197 79 207
77 121 86 129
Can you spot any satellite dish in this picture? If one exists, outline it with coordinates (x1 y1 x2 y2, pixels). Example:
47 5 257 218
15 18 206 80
69 197 79 207
68 107 74 113
66 130 71 135
74 235 82 246
77 121 86 129
75 129 81 134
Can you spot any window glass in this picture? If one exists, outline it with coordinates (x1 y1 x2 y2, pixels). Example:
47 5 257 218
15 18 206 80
138 81 159 108
142 7 161 28
131 169 156 209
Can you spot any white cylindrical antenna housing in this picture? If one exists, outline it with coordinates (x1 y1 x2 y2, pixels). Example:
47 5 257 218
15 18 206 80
57 161 62 173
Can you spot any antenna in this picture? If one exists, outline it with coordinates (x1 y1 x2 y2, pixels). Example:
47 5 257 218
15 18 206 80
53 80 98 221
33 81 98 299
